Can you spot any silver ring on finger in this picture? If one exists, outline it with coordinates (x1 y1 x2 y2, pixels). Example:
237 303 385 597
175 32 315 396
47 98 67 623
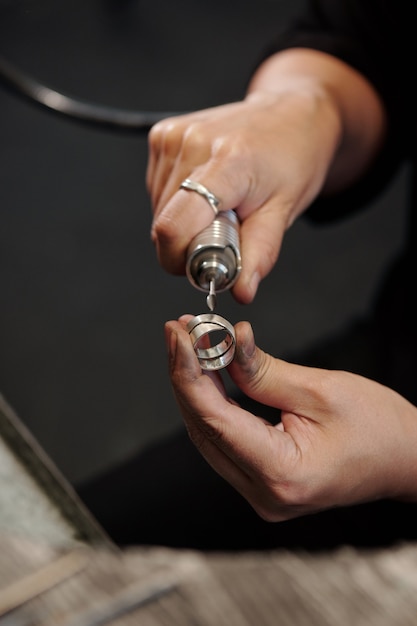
180 178 221 216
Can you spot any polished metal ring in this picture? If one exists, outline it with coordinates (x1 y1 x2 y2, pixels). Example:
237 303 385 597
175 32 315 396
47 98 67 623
180 178 220 216
186 313 236 370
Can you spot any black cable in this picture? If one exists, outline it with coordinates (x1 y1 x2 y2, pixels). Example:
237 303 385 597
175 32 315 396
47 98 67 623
0 55 184 133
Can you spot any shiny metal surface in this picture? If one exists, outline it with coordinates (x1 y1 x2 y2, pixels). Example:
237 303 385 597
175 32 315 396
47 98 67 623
186 210 241 296
206 279 217 311
180 179 221 216
186 313 236 370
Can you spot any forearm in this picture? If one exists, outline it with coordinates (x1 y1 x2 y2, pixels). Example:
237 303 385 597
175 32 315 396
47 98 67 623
247 48 387 199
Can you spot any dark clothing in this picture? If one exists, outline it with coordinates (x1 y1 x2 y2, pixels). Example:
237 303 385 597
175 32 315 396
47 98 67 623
269 0 417 406
78 0 417 550
271 0 416 226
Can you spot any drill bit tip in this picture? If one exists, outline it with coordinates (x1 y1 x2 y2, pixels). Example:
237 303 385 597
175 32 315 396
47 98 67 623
206 279 217 311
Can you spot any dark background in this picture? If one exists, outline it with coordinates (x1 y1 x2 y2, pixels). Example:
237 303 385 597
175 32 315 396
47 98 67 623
0 0 409 488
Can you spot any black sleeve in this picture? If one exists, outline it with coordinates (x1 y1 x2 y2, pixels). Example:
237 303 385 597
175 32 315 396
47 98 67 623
261 0 415 222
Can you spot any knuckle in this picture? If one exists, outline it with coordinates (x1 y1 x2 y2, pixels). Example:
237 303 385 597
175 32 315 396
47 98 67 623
148 120 166 148
200 415 224 445
149 118 184 153
180 122 211 157
212 135 250 161
185 424 206 452
186 414 223 451
153 210 178 243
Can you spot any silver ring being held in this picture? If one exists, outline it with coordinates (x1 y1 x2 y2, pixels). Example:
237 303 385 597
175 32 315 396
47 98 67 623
179 179 220 216
186 313 236 370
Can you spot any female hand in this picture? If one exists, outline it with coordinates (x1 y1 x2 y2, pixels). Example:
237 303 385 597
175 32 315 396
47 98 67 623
148 89 340 304
164 318 417 521
148 49 385 303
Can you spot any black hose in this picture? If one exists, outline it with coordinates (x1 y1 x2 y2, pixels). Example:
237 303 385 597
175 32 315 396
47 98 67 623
0 54 184 133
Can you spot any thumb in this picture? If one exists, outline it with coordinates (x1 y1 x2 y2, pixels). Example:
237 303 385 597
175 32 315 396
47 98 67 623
229 321 322 414
232 203 286 304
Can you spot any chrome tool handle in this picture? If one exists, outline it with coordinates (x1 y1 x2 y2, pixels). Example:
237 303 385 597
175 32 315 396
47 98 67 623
185 209 241 294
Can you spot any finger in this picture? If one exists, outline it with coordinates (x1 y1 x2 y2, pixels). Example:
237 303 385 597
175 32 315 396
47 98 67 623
152 138 211 217
165 320 253 490
147 111 213 214
147 118 179 205
165 320 293 491
146 123 161 197
232 201 287 303
151 157 252 275
147 117 187 211
228 321 328 417
152 118 215 215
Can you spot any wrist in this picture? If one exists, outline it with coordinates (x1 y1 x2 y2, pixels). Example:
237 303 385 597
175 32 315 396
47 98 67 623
247 48 386 196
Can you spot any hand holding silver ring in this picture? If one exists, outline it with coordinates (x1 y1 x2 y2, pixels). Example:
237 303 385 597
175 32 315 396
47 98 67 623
180 179 220 216
186 313 236 370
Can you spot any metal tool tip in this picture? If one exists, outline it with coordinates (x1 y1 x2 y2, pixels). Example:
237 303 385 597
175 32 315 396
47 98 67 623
206 293 217 311
206 279 217 311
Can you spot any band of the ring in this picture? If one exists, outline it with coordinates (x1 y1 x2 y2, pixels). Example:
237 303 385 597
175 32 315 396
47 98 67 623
187 313 236 370
180 178 220 216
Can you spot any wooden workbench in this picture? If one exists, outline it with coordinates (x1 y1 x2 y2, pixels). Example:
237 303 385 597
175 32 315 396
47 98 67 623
2 393 417 625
